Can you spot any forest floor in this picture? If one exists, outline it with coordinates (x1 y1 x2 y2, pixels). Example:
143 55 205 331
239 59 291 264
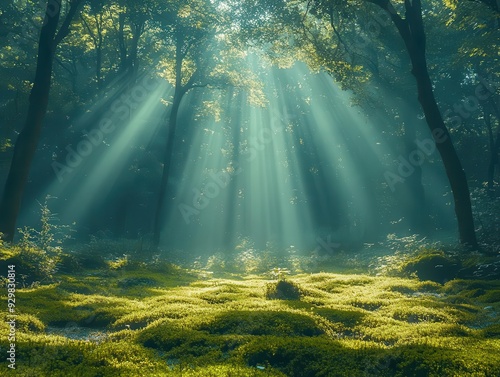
1 244 500 376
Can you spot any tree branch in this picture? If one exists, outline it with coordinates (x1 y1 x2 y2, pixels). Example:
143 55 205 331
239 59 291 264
366 0 412 52
80 13 97 46
54 0 84 46
55 56 74 75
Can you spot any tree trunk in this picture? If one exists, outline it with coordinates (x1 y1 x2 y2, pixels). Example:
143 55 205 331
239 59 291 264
152 30 187 247
129 20 145 80
369 0 477 247
412 61 477 246
0 3 60 242
96 43 102 90
0 0 82 242
118 13 128 74
152 94 182 246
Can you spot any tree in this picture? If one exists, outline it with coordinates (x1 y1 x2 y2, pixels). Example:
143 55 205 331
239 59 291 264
232 0 479 246
441 0 500 196
79 0 109 90
115 0 150 79
364 0 477 246
151 0 262 246
0 0 84 242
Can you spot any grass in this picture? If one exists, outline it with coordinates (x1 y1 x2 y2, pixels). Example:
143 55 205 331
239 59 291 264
0 247 499 376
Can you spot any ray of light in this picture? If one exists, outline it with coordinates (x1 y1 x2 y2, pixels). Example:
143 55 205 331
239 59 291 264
44 80 170 225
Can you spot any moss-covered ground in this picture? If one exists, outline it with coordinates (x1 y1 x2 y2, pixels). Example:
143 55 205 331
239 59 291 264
0 248 499 376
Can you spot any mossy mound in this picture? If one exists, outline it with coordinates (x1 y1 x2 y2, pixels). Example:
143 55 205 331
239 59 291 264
238 337 500 377
0 246 59 285
238 337 363 377
266 279 301 300
197 310 324 336
401 250 461 284
117 277 158 288
313 307 366 328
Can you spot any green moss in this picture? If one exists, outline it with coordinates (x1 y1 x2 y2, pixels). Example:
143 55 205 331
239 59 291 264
313 307 365 328
2 262 500 376
137 319 244 366
444 279 500 294
171 364 287 376
237 336 378 377
401 249 461 284
0 245 60 285
57 277 94 294
483 324 500 338
57 253 83 274
4 336 166 376
266 280 301 300
478 289 500 303
197 310 324 336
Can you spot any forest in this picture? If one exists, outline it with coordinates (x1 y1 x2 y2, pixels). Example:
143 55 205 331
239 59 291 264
0 0 499 376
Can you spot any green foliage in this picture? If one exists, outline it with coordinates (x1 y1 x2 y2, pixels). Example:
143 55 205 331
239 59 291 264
18 195 73 253
0 197 77 285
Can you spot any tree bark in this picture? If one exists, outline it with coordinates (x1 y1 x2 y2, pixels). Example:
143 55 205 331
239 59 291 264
152 94 182 247
0 0 81 242
368 0 477 247
152 30 186 247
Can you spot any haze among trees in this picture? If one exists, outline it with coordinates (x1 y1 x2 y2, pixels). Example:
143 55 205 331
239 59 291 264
0 0 499 247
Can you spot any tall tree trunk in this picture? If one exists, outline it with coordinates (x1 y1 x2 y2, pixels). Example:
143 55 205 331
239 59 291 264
0 4 60 242
152 94 182 246
152 30 187 247
129 20 144 80
118 13 128 74
96 44 102 90
0 0 81 242
117 14 144 81
412 61 477 246
369 0 477 247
